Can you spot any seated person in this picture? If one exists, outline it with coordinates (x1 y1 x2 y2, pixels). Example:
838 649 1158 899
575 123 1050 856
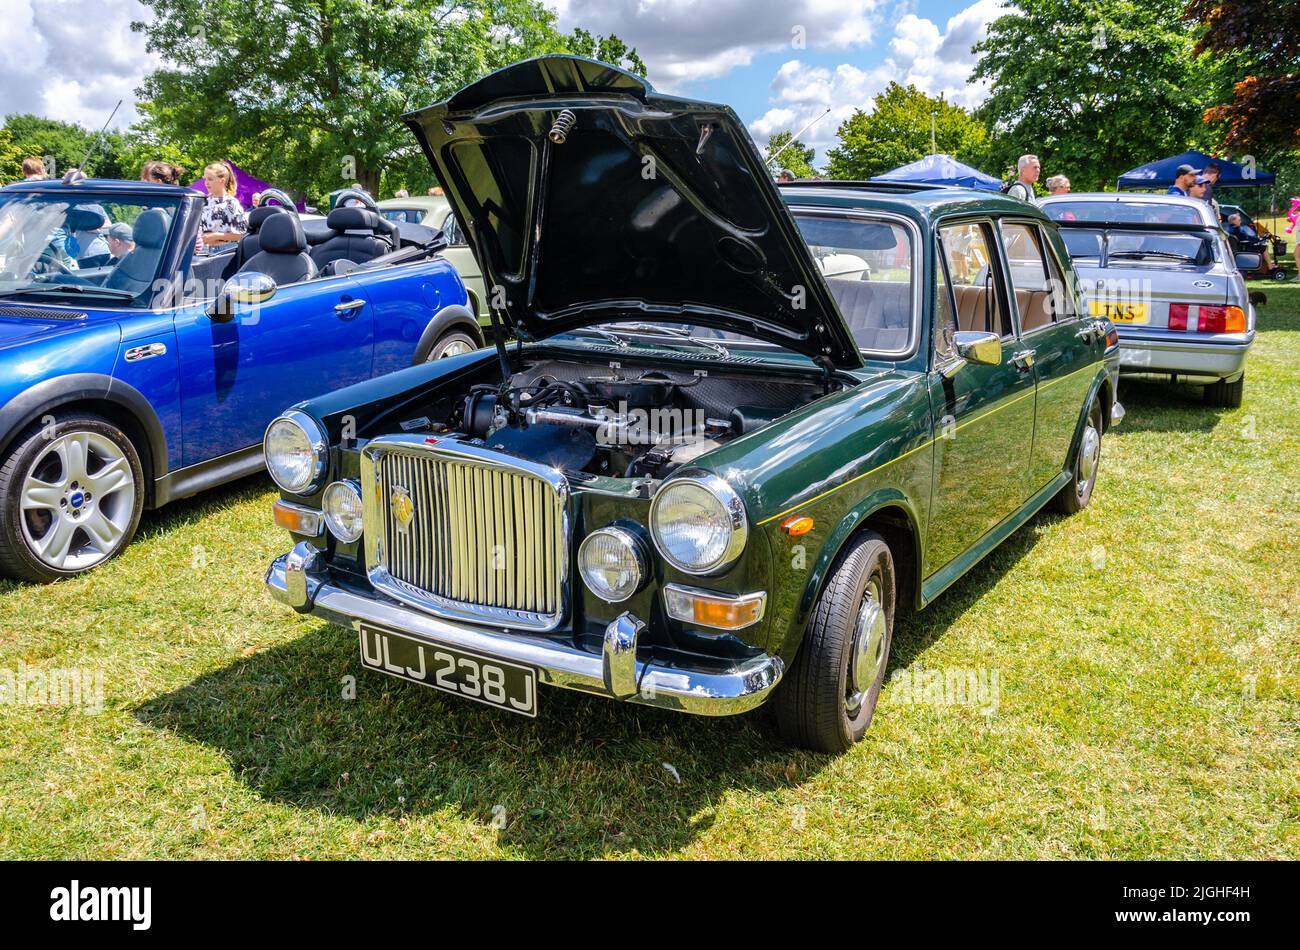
105 223 135 265
1226 212 1273 269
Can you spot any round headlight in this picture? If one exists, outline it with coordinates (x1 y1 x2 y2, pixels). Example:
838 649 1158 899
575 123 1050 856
650 474 748 575
578 526 647 602
322 480 364 542
264 411 327 494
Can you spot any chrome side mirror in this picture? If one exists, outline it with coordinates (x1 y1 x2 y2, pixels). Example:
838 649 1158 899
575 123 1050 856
956 330 1001 366
208 271 277 323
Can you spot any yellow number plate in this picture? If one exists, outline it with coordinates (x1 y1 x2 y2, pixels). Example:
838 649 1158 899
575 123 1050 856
1090 300 1149 324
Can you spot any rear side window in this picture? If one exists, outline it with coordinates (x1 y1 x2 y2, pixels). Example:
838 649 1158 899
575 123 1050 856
937 221 1011 339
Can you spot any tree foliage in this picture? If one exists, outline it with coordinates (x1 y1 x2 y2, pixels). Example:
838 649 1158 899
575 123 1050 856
1 114 129 180
971 0 1233 190
764 131 818 179
1184 0 1300 152
564 27 647 77
132 0 646 202
826 83 991 181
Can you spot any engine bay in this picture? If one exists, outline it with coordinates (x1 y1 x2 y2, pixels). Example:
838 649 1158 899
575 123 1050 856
422 356 838 481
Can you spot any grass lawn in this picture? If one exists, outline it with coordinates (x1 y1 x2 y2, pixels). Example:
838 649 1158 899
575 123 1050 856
1 286 1296 860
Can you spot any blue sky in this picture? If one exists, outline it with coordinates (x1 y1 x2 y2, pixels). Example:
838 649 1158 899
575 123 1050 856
2 0 1006 167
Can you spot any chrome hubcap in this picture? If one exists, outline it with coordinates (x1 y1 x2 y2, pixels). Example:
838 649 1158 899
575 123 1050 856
1077 424 1100 498
19 430 135 571
435 338 473 359
846 577 888 715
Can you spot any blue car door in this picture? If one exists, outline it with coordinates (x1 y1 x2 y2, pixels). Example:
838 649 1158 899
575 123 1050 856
174 271 374 466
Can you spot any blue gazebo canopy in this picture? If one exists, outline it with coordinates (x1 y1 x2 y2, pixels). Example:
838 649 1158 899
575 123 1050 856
1117 150 1275 190
872 153 1000 191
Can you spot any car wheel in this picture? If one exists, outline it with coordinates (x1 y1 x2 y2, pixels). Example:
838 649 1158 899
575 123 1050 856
773 531 895 753
425 329 479 361
1053 398 1103 515
0 413 144 582
1204 374 1244 409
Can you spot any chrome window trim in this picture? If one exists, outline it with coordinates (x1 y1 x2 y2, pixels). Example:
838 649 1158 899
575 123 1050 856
360 435 570 632
785 205 923 361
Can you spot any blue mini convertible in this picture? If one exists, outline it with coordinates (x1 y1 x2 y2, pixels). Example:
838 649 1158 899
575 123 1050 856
0 177 482 580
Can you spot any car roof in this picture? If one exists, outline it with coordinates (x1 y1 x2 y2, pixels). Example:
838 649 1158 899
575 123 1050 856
1039 191 1219 226
778 180 1050 224
1 177 197 200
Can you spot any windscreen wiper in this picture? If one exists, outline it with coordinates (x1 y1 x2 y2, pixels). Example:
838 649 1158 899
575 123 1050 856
611 323 731 358
1108 251 1196 262
0 283 137 301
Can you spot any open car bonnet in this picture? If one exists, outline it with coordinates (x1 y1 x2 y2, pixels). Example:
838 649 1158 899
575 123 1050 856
404 55 863 369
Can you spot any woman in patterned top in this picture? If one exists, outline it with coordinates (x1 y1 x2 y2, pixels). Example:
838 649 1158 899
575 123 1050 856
198 161 248 248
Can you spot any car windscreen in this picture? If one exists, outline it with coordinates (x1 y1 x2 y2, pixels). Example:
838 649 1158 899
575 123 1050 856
0 193 181 306
1061 226 1214 266
1043 200 1204 226
588 213 916 358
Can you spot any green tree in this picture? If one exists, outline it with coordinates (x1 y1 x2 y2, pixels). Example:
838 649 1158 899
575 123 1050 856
0 129 24 183
971 0 1227 190
562 27 647 77
1 114 129 180
764 131 818 179
133 0 576 201
826 83 991 181
1184 0 1300 152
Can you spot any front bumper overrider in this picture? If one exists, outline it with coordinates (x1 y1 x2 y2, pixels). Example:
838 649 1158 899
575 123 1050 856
266 542 783 716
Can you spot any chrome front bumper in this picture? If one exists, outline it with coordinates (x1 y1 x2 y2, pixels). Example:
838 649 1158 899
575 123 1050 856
1118 332 1253 380
266 542 783 717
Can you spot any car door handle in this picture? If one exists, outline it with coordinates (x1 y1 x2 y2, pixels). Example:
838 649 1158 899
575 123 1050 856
334 298 366 314
1012 349 1036 370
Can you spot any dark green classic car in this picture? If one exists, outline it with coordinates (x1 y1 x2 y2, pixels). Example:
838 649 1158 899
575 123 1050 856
263 56 1122 752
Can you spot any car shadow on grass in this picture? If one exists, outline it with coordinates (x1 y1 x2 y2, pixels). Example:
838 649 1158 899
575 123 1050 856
133 508 1049 858
134 618 810 857
1110 379 1223 434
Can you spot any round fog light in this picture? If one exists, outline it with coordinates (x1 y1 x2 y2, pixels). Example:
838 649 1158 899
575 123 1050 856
578 526 646 603
322 480 364 542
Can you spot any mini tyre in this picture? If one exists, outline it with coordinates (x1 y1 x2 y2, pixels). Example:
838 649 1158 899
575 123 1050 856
0 413 144 582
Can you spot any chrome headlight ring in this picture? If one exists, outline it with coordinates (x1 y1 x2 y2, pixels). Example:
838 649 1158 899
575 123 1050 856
263 409 329 495
649 472 749 576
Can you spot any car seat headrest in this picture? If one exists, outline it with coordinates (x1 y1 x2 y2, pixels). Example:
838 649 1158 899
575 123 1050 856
132 209 170 249
326 206 381 232
247 205 289 233
258 213 307 254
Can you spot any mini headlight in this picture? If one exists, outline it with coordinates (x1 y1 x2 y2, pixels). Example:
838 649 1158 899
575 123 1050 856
322 480 364 542
578 526 646 602
650 474 748 575
264 411 327 494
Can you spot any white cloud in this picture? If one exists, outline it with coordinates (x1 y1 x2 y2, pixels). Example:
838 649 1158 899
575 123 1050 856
0 0 156 130
748 0 1005 162
550 0 883 89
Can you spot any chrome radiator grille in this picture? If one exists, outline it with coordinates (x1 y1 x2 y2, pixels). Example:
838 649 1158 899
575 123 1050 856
361 437 569 631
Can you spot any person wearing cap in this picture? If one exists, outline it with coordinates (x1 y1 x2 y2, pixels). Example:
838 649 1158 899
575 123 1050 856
106 223 135 265
776 168 796 183
1167 163 1198 196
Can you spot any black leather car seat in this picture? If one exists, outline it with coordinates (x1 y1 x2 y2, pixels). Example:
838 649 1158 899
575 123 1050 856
309 207 393 272
238 213 317 284
235 205 289 269
105 209 170 296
